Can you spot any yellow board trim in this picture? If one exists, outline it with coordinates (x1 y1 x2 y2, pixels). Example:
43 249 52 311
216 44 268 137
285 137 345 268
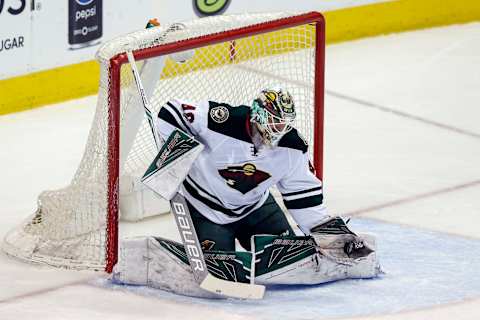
1 0 479 116
324 0 480 44
0 60 99 115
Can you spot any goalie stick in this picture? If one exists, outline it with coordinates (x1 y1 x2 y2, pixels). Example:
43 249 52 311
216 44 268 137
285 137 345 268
126 49 265 299
126 50 162 150
170 193 265 299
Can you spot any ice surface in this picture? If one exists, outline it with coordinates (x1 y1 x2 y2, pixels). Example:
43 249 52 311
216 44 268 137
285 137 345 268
96 218 480 320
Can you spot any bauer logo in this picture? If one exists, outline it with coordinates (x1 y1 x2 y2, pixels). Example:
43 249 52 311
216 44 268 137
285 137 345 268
68 0 102 49
172 201 206 273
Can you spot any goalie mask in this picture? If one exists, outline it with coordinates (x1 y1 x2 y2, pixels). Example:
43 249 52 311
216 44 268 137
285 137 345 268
251 88 296 145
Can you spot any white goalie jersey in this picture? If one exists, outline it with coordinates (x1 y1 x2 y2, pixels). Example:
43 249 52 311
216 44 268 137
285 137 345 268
156 99 328 233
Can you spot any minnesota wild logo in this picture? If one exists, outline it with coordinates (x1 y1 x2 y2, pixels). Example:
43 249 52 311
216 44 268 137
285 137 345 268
219 163 271 194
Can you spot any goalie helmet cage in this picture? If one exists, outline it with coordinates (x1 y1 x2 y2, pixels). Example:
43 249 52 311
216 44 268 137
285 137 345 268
2 11 325 272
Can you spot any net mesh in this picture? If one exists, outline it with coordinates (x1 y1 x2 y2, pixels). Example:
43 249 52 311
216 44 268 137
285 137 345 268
2 12 322 270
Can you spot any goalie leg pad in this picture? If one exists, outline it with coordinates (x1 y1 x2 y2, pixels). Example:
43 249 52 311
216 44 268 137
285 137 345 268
113 234 381 295
252 234 381 286
112 236 219 298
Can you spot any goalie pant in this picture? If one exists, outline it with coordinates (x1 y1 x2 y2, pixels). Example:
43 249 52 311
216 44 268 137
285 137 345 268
112 234 382 299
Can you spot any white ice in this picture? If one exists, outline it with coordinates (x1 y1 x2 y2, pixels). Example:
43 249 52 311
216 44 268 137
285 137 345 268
1 22 480 320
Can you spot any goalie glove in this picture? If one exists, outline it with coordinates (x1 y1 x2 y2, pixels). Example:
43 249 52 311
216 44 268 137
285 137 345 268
142 129 204 200
310 216 374 260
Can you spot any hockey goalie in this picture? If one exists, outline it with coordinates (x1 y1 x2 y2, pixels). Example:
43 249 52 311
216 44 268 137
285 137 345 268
113 87 382 299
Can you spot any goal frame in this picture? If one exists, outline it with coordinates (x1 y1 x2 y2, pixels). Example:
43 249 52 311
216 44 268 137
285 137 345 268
106 11 325 272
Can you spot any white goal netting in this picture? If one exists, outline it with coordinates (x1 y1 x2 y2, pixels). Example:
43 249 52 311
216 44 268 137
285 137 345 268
2 12 324 271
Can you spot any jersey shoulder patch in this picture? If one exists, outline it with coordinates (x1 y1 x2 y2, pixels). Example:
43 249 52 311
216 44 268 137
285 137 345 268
277 128 309 153
207 101 252 143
